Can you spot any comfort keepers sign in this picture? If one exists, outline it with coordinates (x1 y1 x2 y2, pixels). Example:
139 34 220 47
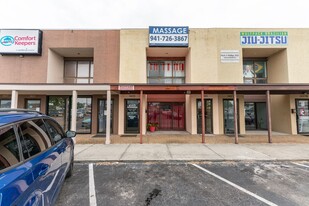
149 26 189 47
0 29 43 55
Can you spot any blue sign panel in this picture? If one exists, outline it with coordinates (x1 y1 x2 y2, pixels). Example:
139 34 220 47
149 26 189 47
240 31 288 45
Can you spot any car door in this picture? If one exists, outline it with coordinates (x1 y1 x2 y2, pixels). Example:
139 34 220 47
13 118 63 206
44 118 73 176
0 125 34 206
0 126 33 206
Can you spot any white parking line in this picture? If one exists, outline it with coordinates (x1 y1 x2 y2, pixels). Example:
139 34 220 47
89 163 97 206
191 164 278 206
292 162 309 169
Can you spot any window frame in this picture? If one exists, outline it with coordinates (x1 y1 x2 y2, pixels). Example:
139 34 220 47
0 99 11 108
64 59 94 84
243 59 268 84
147 59 186 84
25 99 41 112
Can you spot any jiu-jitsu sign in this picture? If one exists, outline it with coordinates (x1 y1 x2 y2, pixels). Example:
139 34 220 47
149 26 189 47
240 31 288 45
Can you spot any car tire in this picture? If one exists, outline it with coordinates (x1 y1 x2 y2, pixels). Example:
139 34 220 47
66 156 74 178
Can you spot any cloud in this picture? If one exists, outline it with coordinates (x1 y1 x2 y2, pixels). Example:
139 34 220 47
1 0 309 29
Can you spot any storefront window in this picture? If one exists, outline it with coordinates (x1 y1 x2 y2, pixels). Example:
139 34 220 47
25 99 41 111
243 60 267 84
0 100 11 108
296 100 309 133
147 60 185 84
64 60 93 84
76 97 92 133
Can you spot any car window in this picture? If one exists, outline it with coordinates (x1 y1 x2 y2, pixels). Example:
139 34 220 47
44 119 65 143
0 126 21 170
31 119 53 147
17 120 49 160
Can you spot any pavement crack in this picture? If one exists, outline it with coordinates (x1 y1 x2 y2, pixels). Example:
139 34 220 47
166 144 173 159
145 188 162 206
203 144 225 159
75 144 95 156
119 144 131 160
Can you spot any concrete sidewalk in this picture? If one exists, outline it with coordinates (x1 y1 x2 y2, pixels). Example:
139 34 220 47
74 143 309 161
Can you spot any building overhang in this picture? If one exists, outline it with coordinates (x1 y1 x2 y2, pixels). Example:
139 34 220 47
146 47 189 58
112 83 309 95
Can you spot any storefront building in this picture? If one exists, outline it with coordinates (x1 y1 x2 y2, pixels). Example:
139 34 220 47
1 28 309 143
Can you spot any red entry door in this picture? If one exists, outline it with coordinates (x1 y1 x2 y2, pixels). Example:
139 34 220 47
148 103 185 130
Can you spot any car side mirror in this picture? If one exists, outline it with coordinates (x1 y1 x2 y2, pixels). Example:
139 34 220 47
66 131 76 138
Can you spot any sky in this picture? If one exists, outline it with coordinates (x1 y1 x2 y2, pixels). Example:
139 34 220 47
1 0 309 29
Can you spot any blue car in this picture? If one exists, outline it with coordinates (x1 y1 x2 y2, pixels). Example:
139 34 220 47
0 109 76 206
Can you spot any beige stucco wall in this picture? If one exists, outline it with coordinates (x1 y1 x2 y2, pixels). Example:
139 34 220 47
185 95 192 133
267 49 288 83
286 29 309 83
47 49 64 83
188 29 219 83
271 95 292 133
119 30 148 83
214 29 244 83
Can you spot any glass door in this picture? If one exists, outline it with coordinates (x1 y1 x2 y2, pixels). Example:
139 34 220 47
245 102 256 130
125 100 139 133
172 103 185 130
47 96 71 131
296 100 309 134
98 99 113 134
223 99 239 134
197 99 213 134
256 103 267 130
159 103 172 130
147 102 185 130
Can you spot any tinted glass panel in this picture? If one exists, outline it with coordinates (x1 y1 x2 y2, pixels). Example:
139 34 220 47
44 119 65 143
76 97 92 133
26 99 41 111
0 126 20 170
243 60 267 84
18 120 49 159
147 60 185 84
64 61 76 77
77 61 90 77
0 100 11 108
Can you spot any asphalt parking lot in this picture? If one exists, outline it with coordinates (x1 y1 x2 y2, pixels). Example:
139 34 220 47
56 161 309 206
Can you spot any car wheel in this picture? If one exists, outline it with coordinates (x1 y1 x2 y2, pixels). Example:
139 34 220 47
66 156 74 178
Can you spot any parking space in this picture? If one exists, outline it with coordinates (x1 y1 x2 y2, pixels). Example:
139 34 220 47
56 161 309 206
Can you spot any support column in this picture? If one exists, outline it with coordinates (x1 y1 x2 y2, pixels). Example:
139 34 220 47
11 90 18 109
71 90 77 132
233 90 239 144
105 90 111 144
266 90 272 143
139 90 143 144
201 90 205 143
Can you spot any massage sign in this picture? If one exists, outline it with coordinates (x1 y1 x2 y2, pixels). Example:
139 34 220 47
0 29 43 55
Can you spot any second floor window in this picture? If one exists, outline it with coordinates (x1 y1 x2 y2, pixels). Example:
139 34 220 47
64 60 93 84
147 60 185 84
243 60 267 84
